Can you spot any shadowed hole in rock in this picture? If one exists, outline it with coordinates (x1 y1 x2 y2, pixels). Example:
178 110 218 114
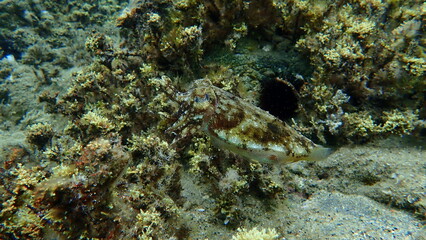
259 77 301 121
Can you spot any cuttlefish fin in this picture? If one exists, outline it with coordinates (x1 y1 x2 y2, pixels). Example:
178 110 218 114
305 146 333 162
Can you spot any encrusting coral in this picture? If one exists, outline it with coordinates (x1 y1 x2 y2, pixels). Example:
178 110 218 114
26 123 55 150
291 0 425 142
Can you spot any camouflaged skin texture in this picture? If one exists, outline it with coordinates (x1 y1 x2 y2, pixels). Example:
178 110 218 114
170 79 332 164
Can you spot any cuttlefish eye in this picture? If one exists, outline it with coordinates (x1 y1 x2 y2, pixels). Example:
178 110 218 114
194 94 209 103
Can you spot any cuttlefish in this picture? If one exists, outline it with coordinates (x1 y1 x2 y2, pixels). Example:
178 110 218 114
169 79 332 164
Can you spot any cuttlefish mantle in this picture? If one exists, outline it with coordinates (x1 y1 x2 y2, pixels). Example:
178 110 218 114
169 79 332 164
